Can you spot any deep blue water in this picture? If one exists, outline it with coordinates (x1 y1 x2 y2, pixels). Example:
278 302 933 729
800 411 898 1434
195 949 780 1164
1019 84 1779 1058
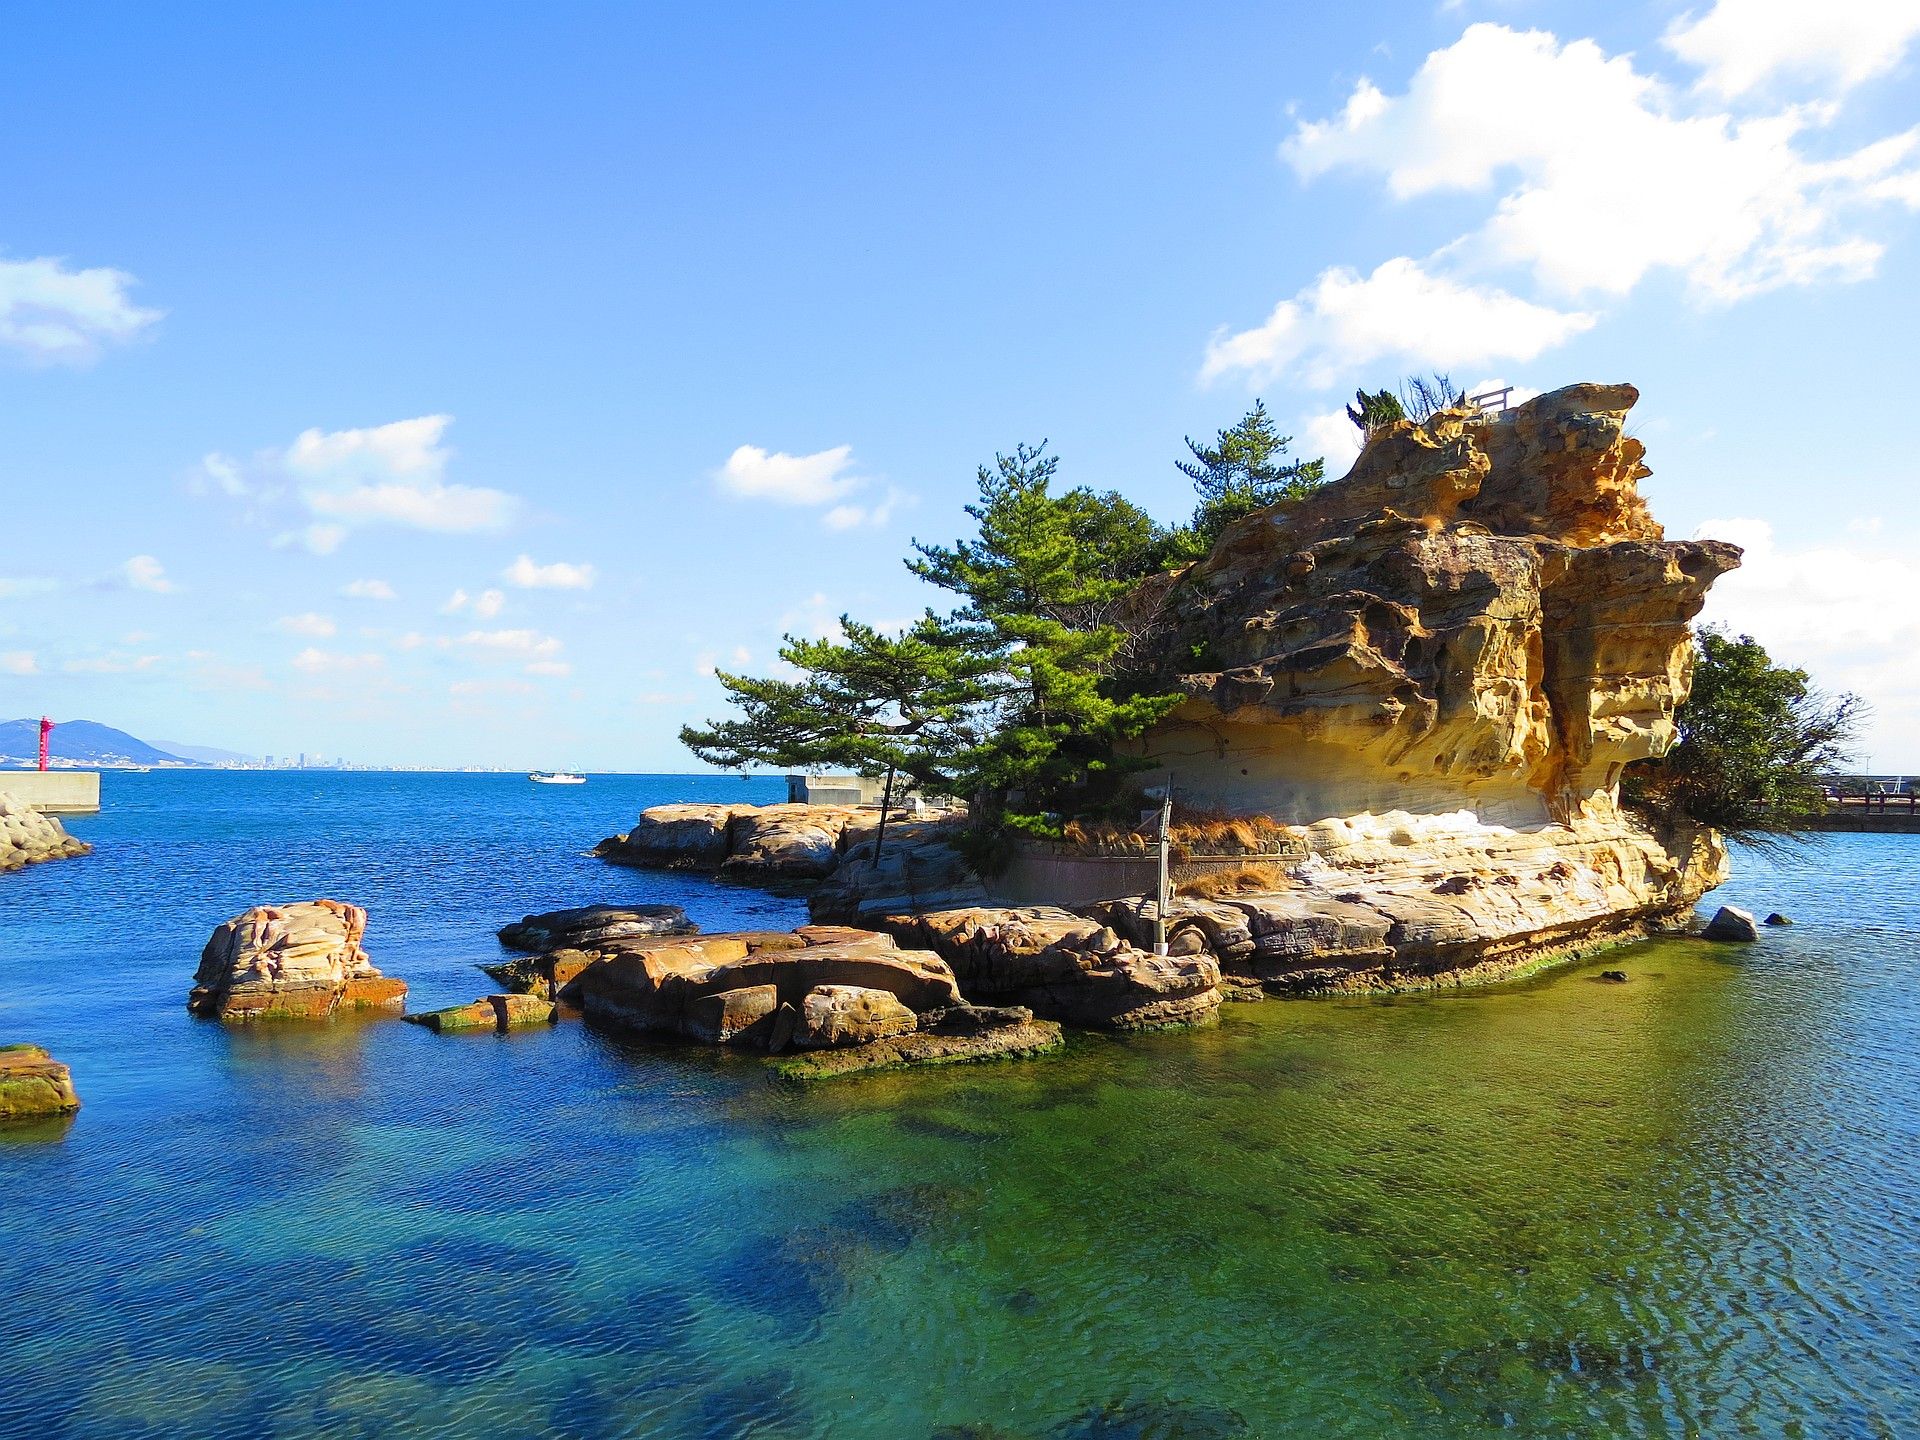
1 771 1916 1439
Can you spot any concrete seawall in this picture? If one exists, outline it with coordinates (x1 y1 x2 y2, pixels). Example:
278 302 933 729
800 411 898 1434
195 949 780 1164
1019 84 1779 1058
0 772 100 814
1804 810 1920 835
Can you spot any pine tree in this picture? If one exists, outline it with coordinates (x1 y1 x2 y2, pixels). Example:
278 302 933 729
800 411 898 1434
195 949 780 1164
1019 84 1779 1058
1176 402 1326 548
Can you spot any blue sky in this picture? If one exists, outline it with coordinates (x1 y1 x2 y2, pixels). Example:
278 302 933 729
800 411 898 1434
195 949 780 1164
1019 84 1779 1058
3 0 1919 769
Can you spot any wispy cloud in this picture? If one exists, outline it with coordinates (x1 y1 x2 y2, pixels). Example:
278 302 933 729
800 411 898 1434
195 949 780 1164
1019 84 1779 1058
715 443 905 528
0 254 162 364
341 578 396 601
503 555 596 590
121 555 177 594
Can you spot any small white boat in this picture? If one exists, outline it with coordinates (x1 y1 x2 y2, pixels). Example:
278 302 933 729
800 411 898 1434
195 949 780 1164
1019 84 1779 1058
529 771 586 785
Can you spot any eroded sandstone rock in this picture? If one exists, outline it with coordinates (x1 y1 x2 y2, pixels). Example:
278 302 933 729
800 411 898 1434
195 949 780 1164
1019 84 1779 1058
793 985 919 1048
0 1044 80 1121
0 793 89 873
404 993 556 1032
190 901 406 1021
497 904 694 953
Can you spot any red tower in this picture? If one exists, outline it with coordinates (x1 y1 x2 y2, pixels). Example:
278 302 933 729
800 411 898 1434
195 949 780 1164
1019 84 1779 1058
39 716 52 772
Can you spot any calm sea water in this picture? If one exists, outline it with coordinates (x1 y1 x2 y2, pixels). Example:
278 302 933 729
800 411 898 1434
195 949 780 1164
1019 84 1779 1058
0 771 1914 1440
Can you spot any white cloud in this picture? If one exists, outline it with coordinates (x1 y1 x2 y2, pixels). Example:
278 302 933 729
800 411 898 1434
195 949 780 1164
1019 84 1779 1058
202 415 520 547
1694 516 1920 764
717 443 860 505
1302 408 1364 476
341 579 396 601
0 578 58 600
503 554 596 590
524 660 573 677
0 255 162 364
1282 24 1920 304
459 628 562 659
290 648 385 675
440 587 505 618
0 650 37 674
275 612 337 638
1665 0 1920 99
122 555 177 593
1203 257 1593 388
822 487 905 531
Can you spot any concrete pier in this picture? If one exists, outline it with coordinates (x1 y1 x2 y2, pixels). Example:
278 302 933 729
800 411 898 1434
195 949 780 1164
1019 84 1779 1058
0 772 100 814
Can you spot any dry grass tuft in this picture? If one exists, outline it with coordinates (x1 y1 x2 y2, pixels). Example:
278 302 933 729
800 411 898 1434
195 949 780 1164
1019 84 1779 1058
1176 864 1293 899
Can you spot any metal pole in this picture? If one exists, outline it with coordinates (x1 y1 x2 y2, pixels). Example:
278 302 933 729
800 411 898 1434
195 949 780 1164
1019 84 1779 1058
1154 783 1172 957
871 762 895 870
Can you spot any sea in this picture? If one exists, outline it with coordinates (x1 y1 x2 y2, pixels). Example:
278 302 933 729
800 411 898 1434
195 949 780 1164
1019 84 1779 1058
0 770 1914 1440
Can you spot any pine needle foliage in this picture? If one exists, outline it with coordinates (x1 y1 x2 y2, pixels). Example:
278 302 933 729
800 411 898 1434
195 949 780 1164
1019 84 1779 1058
1622 627 1862 848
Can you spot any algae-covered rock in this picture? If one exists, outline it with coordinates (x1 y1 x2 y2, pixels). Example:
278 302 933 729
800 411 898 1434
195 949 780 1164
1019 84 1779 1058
0 1044 81 1121
404 994 555 1033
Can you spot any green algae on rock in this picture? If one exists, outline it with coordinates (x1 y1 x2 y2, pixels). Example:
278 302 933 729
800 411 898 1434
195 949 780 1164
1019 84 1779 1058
0 1043 80 1121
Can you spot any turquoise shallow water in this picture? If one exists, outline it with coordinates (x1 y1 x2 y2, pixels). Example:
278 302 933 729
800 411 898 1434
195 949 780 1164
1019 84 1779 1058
1 772 1916 1439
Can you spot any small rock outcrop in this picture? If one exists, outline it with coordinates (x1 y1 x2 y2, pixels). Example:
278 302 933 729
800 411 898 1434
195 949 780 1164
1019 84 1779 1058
0 793 89 873
497 904 694 952
1702 905 1760 942
793 984 919 1048
1765 912 1793 926
595 802 967 886
882 907 1222 1029
0 1044 80 1121
404 993 555 1033
189 901 407 1021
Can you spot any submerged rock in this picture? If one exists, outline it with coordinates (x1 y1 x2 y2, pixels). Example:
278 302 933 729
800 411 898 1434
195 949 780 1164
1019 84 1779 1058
189 901 407 1021
774 1004 1064 1081
0 792 89 873
1765 912 1793 926
1702 905 1759 942
497 904 694 953
0 1043 81 1121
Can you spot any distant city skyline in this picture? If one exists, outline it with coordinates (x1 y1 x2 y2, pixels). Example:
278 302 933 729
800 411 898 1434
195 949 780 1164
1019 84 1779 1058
3 1 1918 768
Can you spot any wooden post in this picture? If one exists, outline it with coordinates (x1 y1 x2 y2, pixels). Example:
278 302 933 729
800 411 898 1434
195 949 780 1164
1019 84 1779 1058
1153 783 1172 957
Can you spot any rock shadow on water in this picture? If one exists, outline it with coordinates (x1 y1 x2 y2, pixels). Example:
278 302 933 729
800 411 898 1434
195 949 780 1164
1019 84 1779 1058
668 1367 813 1440
707 1182 960 1336
1418 1335 1665 1427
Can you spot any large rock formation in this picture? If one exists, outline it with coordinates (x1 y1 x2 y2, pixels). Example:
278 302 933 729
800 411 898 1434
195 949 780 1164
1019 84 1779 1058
0 792 89 873
189 901 408 1021
1139 383 1737 825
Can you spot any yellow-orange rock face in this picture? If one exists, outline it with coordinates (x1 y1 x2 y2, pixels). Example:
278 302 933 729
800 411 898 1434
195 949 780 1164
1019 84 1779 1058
1145 383 1740 827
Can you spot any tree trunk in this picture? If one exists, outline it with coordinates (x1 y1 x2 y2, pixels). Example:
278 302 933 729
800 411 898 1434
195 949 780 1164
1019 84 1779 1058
872 762 896 869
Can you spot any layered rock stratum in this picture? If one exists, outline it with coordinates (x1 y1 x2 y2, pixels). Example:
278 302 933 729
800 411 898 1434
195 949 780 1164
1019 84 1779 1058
189 900 408 1021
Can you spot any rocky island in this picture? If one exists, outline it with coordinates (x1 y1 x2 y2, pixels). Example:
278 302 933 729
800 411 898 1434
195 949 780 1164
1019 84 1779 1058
602 384 1738 1013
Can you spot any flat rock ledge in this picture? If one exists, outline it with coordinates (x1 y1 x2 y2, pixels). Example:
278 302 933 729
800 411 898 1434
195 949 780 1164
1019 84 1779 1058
190 900 408 1022
497 904 695 952
0 1044 81 1122
404 993 556 1033
485 925 1063 1074
0 793 89 874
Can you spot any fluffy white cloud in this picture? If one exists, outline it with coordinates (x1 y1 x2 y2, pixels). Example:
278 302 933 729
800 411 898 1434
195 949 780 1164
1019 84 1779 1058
0 650 37 674
502 555 596 590
1665 0 1920 99
1203 257 1593 387
1694 516 1920 764
341 579 397 601
203 415 520 547
275 612 337 638
822 488 904 531
0 255 162 364
1301 408 1364 477
1283 24 1920 303
122 555 177 593
717 444 862 505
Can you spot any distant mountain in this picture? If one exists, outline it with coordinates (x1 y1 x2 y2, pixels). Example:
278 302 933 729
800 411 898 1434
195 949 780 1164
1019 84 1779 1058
0 718 201 768
153 739 258 766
